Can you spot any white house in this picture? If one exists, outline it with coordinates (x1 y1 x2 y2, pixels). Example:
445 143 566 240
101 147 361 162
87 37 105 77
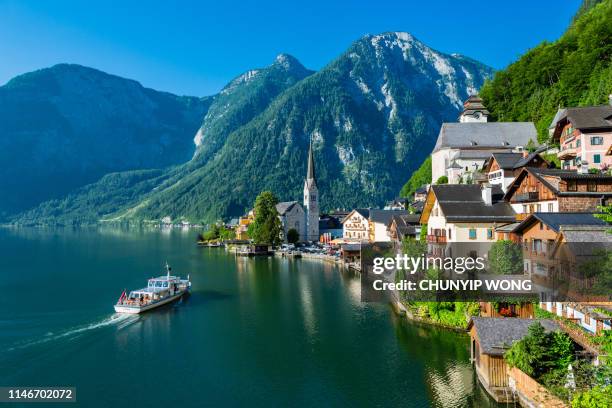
342 209 370 241
420 184 516 244
431 95 538 184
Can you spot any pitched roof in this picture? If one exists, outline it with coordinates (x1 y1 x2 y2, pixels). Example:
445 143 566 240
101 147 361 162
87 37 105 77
469 317 560 356
433 122 537 152
460 95 490 117
513 212 608 234
430 184 516 222
504 167 612 199
306 139 317 187
549 105 612 132
342 208 370 223
276 201 300 215
489 149 547 171
388 214 418 237
369 209 408 225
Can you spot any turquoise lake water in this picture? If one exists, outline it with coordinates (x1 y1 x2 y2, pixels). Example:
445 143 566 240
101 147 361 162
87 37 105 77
0 227 500 407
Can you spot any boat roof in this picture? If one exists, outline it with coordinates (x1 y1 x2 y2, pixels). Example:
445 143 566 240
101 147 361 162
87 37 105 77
149 275 185 281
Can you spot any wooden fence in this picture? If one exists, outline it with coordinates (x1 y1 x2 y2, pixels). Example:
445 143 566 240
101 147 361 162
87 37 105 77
507 367 567 408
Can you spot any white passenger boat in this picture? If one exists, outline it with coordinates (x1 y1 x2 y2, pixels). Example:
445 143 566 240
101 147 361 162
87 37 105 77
114 264 191 314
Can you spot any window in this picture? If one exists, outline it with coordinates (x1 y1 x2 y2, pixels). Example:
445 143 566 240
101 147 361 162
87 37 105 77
537 204 542 212
523 205 528 213
539 222 543 230
584 314 591 325
448 229 452 240
487 229 493 240
576 139 581 148
469 228 477 240
548 203 554 212
591 136 604 145
594 154 601 164
567 180 578 192
587 181 597 192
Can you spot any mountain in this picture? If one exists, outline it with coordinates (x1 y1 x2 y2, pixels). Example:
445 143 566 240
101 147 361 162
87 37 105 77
79 32 492 224
480 0 612 142
192 54 314 164
0 64 210 218
14 56 316 225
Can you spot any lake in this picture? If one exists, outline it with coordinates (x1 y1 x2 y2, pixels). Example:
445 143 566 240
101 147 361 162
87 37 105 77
0 227 500 407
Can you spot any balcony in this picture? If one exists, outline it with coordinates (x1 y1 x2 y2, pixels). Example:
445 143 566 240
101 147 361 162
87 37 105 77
427 235 447 244
514 192 539 202
558 142 577 160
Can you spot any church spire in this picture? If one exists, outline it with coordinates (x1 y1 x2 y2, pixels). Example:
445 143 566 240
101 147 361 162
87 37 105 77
306 138 317 186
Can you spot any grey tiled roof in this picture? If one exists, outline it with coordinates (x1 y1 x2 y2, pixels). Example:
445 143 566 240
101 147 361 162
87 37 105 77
431 184 516 222
549 105 612 130
433 122 537 152
470 317 560 356
369 209 408 225
513 212 608 233
276 201 299 215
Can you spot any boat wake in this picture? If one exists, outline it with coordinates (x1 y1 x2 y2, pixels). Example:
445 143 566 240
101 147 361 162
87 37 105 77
7 313 139 352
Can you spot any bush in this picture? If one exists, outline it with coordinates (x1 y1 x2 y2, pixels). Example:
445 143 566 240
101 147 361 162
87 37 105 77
572 385 612 408
286 228 299 244
435 175 448 185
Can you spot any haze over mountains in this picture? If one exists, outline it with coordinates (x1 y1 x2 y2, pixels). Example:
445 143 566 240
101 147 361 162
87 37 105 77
6 32 494 225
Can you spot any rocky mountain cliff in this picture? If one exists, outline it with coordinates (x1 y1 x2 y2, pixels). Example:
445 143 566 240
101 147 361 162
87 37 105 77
0 64 209 217
12 32 494 225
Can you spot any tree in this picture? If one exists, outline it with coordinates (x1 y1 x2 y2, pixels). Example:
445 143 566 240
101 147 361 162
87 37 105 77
488 240 524 275
400 156 431 198
505 322 574 379
250 191 282 246
436 175 448 185
286 228 299 244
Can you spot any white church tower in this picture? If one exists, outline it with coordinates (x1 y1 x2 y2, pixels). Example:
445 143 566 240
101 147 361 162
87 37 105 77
303 139 319 242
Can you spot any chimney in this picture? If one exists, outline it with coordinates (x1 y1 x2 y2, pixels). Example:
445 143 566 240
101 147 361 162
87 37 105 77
579 161 590 174
481 183 493 206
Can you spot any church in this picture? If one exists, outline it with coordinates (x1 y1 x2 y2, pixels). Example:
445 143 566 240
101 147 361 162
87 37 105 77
275 140 320 242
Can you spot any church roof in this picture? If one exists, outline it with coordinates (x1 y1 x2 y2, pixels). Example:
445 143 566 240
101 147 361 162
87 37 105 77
460 95 490 117
305 139 317 188
276 201 300 215
433 122 537 152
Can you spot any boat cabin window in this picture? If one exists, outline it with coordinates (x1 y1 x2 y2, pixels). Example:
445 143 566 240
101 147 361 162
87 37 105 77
163 282 168 288
155 281 163 287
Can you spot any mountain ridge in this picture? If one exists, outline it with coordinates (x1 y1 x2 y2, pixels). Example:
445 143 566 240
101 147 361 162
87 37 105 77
10 32 494 225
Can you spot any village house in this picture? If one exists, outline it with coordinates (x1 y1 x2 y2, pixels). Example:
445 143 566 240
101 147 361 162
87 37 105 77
342 208 370 241
318 213 344 240
387 214 420 245
384 197 409 210
504 167 612 218
510 212 608 284
341 209 409 242
413 185 428 202
368 209 408 242
468 317 560 403
479 302 534 319
420 184 516 244
431 95 538 184
484 150 550 192
236 210 255 240
539 302 612 335
549 100 612 171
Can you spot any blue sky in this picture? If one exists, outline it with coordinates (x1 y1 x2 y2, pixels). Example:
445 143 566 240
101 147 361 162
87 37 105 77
0 0 581 96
